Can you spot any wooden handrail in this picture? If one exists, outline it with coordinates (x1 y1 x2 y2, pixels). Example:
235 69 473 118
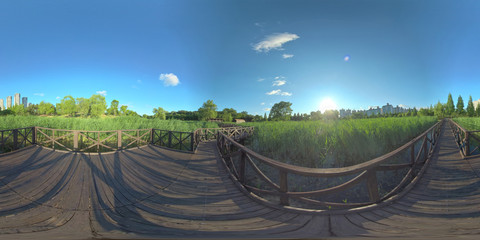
217 120 443 209
448 118 480 156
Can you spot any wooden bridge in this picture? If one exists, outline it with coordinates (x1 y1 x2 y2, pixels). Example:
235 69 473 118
0 120 479 239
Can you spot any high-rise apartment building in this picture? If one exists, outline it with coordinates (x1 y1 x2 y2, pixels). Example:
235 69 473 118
0 99 4 110
6 96 12 109
14 93 20 106
22 97 28 108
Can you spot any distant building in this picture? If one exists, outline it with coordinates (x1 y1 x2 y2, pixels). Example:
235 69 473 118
6 96 12 109
22 97 28 108
14 93 20 106
234 119 246 123
208 118 223 123
474 99 480 110
381 103 394 115
0 99 4 110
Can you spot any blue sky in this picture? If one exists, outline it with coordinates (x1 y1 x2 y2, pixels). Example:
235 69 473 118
1 0 480 116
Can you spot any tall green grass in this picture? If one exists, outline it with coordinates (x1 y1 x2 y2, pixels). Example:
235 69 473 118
241 116 438 167
0 115 219 131
454 117 480 131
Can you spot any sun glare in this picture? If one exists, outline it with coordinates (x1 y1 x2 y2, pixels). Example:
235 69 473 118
319 97 338 113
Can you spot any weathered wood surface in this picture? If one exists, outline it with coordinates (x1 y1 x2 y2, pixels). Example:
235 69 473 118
0 123 479 239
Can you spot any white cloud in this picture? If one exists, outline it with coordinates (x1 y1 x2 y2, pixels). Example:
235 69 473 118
264 108 271 111
261 102 265 105
282 54 294 59
266 89 292 96
96 90 107 96
137 79 142 84
257 78 265 82
253 32 299 52
159 73 180 87
56 96 60 100
273 80 286 86
34 93 44 97
266 89 281 95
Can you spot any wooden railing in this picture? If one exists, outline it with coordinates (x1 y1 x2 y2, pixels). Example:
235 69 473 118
151 129 195 152
35 127 151 152
217 121 443 209
0 126 254 153
449 119 480 157
0 127 35 153
194 127 254 151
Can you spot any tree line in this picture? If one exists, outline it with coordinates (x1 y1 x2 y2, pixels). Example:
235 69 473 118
1 93 479 122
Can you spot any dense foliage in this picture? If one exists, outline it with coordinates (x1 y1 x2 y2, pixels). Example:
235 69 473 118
453 117 480 131
241 116 438 168
0 115 219 131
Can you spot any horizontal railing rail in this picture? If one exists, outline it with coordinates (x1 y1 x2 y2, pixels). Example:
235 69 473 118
217 120 443 209
449 119 480 157
0 127 36 153
193 126 254 151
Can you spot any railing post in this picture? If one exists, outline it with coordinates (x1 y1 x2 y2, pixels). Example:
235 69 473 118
13 129 18 150
239 150 246 184
73 131 79 151
465 131 470 156
97 132 100 152
32 127 36 144
52 129 55 149
168 131 172 148
137 129 140 146
150 129 154 144
118 130 122 150
190 132 194 152
366 170 380 202
279 170 289 206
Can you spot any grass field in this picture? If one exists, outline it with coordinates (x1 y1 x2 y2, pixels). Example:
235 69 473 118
0 115 219 131
241 116 438 168
454 117 480 131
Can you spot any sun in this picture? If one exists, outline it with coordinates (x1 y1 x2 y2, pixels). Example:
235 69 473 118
319 97 338 113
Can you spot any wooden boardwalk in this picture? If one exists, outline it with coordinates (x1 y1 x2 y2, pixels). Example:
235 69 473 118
0 123 479 239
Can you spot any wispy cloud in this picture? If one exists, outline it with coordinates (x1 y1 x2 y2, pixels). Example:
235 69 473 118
282 54 294 59
273 80 286 86
137 79 142 84
257 78 265 82
264 108 271 111
261 102 265 105
253 32 299 52
159 73 180 87
34 93 44 97
266 89 292 96
96 90 107 96
56 96 60 100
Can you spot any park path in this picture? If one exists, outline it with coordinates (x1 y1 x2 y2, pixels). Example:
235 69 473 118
0 123 479 239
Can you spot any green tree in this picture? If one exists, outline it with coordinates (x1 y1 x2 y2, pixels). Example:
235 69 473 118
456 95 465 115
466 95 475 117
476 103 480 117
76 97 90 117
153 107 167 120
38 101 55 115
60 95 76 116
310 110 322 120
323 110 339 120
269 101 293 121
446 93 455 116
434 101 445 119
26 104 38 115
10 105 26 115
222 112 233 122
120 105 128 115
264 112 268 121
107 100 120 116
198 100 217 121
89 94 107 117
